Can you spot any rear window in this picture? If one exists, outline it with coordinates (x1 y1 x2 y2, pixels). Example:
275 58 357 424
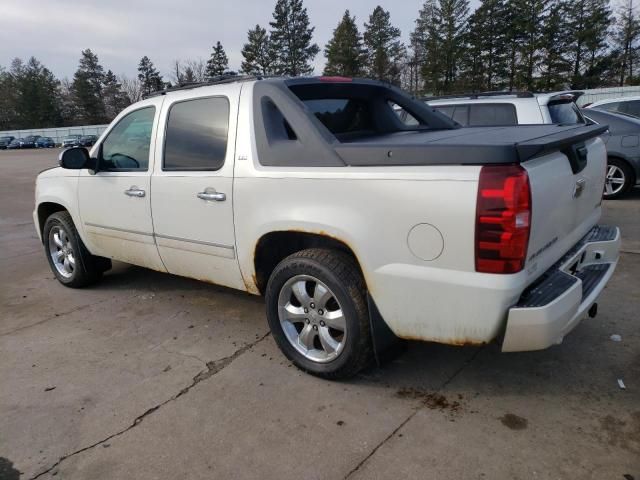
548 102 584 124
434 104 517 126
303 98 373 135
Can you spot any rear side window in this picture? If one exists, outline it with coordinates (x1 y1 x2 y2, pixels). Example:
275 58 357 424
452 106 469 125
469 104 517 126
548 102 584 124
622 100 640 117
598 102 621 113
303 98 373 134
164 97 229 171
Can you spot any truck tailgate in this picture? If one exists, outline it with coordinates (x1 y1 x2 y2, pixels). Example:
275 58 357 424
522 136 607 280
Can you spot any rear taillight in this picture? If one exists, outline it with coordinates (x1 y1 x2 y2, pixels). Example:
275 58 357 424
475 165 531 274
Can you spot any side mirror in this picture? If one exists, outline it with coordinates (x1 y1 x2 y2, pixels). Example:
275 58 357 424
59 147 97 171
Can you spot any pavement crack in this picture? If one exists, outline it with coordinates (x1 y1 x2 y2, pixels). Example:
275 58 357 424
344 346 484 479
29 332 270 480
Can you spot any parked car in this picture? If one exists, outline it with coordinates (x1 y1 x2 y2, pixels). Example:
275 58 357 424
425 91 586 126
35 137 56 148
581 108 640 199
34 76 619 379
0 136 15 149
79 135 98 147
585 96 640 118
62 135 82 148
7 138 23 149
20 135 41 148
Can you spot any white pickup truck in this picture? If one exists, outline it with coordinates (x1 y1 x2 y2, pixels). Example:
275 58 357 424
34 76 620 378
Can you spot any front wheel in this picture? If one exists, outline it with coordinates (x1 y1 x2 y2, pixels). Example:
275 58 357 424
604 158 634 199
265 249 373 379
43 211 110 288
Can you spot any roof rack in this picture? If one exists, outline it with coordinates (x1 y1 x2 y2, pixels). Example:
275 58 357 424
423 91 534 101
142 74 281 99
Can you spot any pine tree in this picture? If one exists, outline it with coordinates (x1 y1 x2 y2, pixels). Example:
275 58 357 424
582 0 613 87
269 0 320 75
436 0 470 91
412 0 441 93
538 0 572 90
463 0 509 91
363 6 405 84
241 25 275 74
206 41 229 78
323 10 366 77
137 56 164 96
614 0 640 85
71 49 106 124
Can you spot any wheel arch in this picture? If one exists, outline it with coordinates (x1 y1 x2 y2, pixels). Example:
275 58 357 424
37 202 69 242
252 230 364 296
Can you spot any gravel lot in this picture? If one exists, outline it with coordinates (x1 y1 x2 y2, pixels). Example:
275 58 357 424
1 148 639 480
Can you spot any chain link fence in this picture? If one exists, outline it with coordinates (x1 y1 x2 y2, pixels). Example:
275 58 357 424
0 125 109 146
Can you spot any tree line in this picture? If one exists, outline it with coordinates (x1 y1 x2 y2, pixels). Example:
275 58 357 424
1 0 639 130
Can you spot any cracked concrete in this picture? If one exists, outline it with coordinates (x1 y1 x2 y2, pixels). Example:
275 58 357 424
2 150 639 480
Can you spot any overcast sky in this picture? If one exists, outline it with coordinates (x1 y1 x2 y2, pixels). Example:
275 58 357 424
1 0 482 80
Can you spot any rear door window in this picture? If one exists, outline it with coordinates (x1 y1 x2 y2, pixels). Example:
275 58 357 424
548 102 584 124
163 97 229 171
451 105 469 125
623 100 640 117
469 104 518 126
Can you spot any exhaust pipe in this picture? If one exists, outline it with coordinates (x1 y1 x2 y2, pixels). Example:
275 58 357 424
588 303 598 318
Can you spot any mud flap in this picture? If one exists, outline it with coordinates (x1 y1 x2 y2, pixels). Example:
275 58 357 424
367 294 405 366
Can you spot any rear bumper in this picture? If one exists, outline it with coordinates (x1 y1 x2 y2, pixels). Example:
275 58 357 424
502 225 620 352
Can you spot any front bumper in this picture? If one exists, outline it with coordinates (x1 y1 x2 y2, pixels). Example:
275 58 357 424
502 225 620 352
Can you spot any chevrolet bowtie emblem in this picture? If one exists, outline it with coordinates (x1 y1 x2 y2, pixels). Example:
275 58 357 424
573 178 586 198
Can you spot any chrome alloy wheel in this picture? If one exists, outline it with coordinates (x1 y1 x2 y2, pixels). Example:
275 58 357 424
605 164 626 196
48 225 75 278
277 275 347 363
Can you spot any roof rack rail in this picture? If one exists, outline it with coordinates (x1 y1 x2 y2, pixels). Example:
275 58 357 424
142 74 280 99
423 91 534 101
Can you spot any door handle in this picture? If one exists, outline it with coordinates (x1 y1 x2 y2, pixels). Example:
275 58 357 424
197 190 226 202
124 187 146 198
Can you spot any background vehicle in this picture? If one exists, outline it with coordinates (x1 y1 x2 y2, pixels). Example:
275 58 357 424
425 91 586 126
586 96 640 118
7 138 23 149
19 135 41 148
34 77 619 379
35 137 56 148
61 135 82 148
78 135 98 147
0 136 15 149
582 108 640 199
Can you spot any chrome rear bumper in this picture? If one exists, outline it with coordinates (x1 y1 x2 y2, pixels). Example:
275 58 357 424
502 225 620 352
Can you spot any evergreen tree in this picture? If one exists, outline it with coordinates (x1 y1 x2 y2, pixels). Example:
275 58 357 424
412 0 441 93
463 0 509 91
435 0 470 91
269 0 320 75
206 41 229 77
614 0 640 85
72 49 106 124
137 56 164 96
538 0 572 90
103 70 130 120
582 0 613 87
241 25 275 74
363 6 405 84
323 10 366 77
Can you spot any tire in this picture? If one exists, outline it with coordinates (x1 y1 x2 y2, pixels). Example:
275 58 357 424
604 158 634 199
265 248 373 379
43 211 110 288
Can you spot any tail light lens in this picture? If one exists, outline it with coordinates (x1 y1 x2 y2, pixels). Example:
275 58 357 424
475 165 531 274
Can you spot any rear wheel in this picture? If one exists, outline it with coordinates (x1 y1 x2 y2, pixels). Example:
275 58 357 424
604 158 634 199
43 211 110 288
265 248 372 379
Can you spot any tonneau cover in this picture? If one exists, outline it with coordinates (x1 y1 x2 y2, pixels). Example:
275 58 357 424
334 124 608 166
